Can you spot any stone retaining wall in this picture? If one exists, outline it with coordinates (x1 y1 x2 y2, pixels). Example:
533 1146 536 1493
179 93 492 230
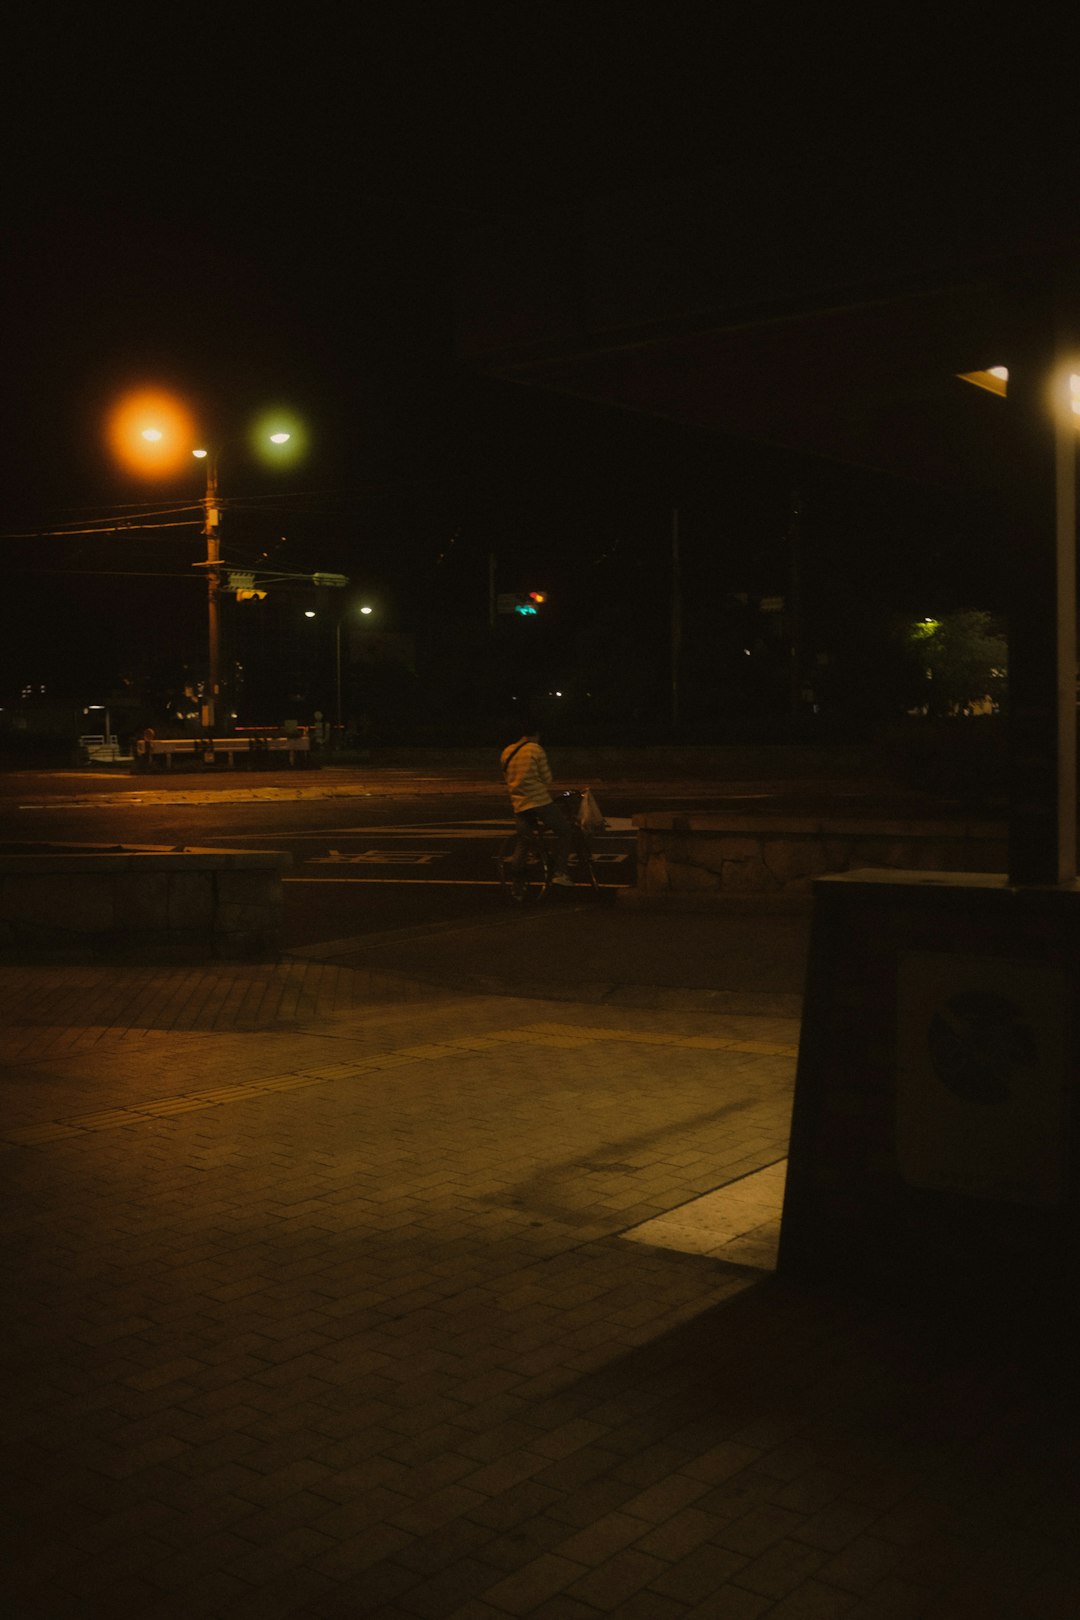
631 812 1007 899
0 846 290 961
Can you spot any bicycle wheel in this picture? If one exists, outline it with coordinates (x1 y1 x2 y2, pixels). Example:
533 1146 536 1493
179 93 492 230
569 827 601 894
498 830 551 901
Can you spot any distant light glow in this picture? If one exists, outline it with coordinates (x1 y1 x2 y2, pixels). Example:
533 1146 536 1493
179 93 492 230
957 367 1008 398
359 605 373 615
960 365 1080 419
250 409 305 465
108 389 196 477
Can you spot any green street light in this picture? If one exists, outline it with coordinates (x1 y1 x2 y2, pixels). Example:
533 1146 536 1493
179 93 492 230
250 410 306 465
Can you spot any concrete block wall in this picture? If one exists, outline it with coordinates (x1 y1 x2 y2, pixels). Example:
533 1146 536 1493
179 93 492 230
0 847 290 961
779 870 1080 1315
632 813 1007 898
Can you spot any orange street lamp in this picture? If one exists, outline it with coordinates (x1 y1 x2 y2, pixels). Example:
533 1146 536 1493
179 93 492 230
106 390 197 477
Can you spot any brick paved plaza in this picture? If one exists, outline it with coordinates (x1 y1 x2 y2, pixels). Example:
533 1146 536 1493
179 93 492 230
2 938 1079 1618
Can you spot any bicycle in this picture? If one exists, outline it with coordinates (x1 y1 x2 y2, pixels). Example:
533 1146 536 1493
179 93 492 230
496 789 601 902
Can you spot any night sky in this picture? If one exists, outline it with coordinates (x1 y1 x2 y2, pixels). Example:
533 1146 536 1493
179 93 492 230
3 6 1071 737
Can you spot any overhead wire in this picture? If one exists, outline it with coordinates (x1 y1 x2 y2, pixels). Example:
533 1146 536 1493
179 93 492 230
48 498 206 514
0 520 203 539
5 567 208 580
0 496 367 539
11 501 204 523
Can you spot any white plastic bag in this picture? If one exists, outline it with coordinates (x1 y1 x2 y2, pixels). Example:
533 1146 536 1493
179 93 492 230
576 787 605 835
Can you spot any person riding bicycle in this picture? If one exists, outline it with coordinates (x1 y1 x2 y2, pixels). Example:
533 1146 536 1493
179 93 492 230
500 719 574 897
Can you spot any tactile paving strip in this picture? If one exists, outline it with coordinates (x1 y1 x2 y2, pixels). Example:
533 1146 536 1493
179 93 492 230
3 1022 798 1146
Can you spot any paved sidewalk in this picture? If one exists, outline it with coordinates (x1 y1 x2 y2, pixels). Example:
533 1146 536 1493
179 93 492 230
2 936 1079 1619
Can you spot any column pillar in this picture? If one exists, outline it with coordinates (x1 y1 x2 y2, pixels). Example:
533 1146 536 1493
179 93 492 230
1006 266 1078 886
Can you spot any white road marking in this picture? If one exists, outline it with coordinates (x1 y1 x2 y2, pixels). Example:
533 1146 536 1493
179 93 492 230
284 876 631 887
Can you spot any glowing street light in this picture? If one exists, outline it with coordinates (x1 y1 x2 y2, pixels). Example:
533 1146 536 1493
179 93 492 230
959 364 1080 418
107 390 197 477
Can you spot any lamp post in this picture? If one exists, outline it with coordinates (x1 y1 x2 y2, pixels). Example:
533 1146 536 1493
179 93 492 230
191 446 222 730
304 597 368 734
335 603 374 731
192 432 292 731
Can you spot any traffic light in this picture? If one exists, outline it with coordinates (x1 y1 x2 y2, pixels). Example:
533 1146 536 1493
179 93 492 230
514 591 547 616
229 571 267 601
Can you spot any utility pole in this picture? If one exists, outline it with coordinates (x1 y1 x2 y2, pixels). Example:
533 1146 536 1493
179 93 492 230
310 575 350 734
788 489 802 727
670 508 682 731
203 455 221 732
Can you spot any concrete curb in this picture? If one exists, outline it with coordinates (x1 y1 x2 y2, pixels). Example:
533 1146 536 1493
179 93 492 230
285 907 805 1019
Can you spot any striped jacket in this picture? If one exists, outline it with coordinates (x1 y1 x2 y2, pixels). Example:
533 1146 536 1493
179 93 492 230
500 738 554 812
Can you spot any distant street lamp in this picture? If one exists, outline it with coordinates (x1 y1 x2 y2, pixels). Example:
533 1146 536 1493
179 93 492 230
340 604 377 726
307 598 373 731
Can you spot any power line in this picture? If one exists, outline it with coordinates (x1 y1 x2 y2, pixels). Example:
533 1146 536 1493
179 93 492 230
5 567 206 580
48 498 205 515
13 504 204 528
222 490 369 508
6 564 344 586
0 520 203 539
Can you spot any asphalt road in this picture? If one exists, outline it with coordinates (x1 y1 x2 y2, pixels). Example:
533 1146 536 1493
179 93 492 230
0 764 740 946
0 756 966 945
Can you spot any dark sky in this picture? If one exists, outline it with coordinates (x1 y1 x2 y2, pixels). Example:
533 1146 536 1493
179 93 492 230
3 5 1071 710
11 4 1056 488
